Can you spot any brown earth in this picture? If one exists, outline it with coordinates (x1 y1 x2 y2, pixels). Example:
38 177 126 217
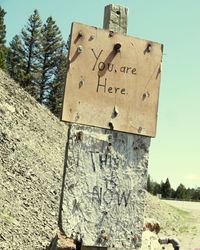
0 69 198 249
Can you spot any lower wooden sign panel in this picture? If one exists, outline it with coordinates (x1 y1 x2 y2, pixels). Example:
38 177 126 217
62 125 150 248
62 22 163 137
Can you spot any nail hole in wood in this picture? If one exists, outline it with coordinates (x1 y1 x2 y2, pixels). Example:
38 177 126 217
116 10 121 15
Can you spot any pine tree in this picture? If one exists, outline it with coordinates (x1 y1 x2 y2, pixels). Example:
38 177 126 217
49 42 67 117
146 175 153 193
161 178 172 198
0 7 7 71
175 183 187 200
21 9 42 96
0 7 6 46
192 187 200 201
39 16 65 108
153 182 161 196
7 35 26 83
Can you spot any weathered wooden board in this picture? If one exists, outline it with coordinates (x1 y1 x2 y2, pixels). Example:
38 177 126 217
62 22 163 137
62 124 150 249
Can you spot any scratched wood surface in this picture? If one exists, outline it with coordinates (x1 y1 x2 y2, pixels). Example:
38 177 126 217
62 125 150 249
60 5 153 250
62 22 163 137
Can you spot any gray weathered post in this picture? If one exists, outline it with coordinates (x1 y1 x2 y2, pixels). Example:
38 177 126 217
61 4 152 250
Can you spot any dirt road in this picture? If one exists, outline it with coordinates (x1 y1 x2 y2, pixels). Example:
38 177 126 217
162 200 200 250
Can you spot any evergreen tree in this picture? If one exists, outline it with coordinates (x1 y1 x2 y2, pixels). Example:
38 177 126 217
0 7 7 71
0 7 6 46
39 16 64 106
161 178 172 198
146 175 153 193
153 182 161 196
21 9 42 95
191 187 200 201
0 48 7 70
7 35 25 83
7 11 67 115
175 183 187 200
170 187 176 199
49 42 67 116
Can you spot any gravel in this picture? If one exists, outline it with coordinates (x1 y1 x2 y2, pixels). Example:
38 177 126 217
0 69 68 249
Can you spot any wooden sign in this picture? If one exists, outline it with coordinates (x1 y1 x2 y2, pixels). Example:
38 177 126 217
62 125 150 248
62 22 163 137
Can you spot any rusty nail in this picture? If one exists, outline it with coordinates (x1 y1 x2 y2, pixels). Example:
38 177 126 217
77 45 83 53
100 231 109 241
77 131 83 141
113 43 121 52
138 127 142 133
146 43 152 53
78 31 83 37
108 122 114 130
107 143 112 153
102 235 109 241
142 91 150 100
79 79 84 88
109 31 114 37
90 35 95 40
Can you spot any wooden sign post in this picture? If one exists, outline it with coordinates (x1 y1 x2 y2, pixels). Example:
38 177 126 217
60 4 163 250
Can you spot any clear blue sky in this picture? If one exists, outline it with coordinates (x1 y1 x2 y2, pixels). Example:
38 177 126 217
1 0 200 189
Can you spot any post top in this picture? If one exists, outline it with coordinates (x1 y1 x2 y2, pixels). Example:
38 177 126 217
105 3 128 9
103 4 128 35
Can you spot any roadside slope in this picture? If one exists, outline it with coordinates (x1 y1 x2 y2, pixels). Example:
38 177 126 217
0 69 68 249
145 193 200 249
145 193 186 236
162 199 200 249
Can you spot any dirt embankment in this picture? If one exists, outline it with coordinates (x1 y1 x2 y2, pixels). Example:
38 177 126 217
161 200 200 250
0 69 68 249
145 194 200 250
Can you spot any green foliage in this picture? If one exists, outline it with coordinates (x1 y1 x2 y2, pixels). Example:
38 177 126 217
7 10 67 115
147 176 200 201
0 7 6 46
0 7 7 71
48 42 67 117
147 175 153 193
146 175 161 195
7 10 43 95
0 47 7 71
21 9 42 95
161 178 172 198
7 35 25 83
191 187 200 201
39 16 65 106
175 183 187 200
